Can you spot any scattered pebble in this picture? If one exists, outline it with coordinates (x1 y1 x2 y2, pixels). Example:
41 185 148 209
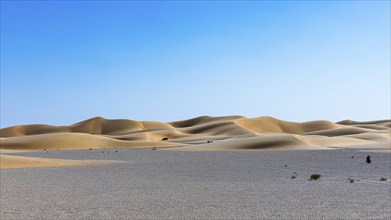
380 177 387 181
309 174 321 180
366 155 371 164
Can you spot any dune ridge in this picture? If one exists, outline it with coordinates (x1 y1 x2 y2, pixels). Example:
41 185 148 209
1 116 390 152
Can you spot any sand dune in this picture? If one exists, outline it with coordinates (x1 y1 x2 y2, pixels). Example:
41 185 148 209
0 154 110 169
235 116 341 134
0 116 390 152
303 127 371 136
337 119 391 125
166 135 328 151
168 115 244 128
0 132 182 150
0 124 70 137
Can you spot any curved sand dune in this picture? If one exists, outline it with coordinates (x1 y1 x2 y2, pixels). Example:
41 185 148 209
168 115 244 128
303 127 372 137
0 132 182 150
337 119 391 125
234 116 341 134
166 135 327 151
0 116 390 152
0 154 111 169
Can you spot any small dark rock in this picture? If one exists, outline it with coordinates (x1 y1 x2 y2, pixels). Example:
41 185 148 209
309 174 321 180
380 177 387 181
162 137 168 141
366 155 371 164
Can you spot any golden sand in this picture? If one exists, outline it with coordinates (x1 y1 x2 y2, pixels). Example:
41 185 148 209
0 116 389 152
0 154 111 169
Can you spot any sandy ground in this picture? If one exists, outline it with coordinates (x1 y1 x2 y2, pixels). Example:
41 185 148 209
0 154 111 169
0 116 390 218
1 148 390 219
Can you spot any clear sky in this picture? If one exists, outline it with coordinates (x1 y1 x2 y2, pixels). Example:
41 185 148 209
1 1 390 127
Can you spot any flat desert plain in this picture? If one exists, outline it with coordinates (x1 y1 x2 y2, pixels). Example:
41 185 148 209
1 116 390 219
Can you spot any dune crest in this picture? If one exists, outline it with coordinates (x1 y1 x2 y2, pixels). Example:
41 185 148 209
234 116 341 134
1 116 390 151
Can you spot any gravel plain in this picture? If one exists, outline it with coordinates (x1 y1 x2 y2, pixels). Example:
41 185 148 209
1 148 390 219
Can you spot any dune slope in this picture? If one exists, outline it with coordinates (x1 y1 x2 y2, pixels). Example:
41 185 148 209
0 154 111 169
1 116 390 151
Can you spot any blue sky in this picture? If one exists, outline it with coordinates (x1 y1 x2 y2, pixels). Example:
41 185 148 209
1 1 390 127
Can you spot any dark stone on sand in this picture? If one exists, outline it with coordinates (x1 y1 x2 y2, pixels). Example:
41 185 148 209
366 155 371 164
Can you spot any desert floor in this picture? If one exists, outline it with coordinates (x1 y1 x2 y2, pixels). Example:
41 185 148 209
1 148 390 219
